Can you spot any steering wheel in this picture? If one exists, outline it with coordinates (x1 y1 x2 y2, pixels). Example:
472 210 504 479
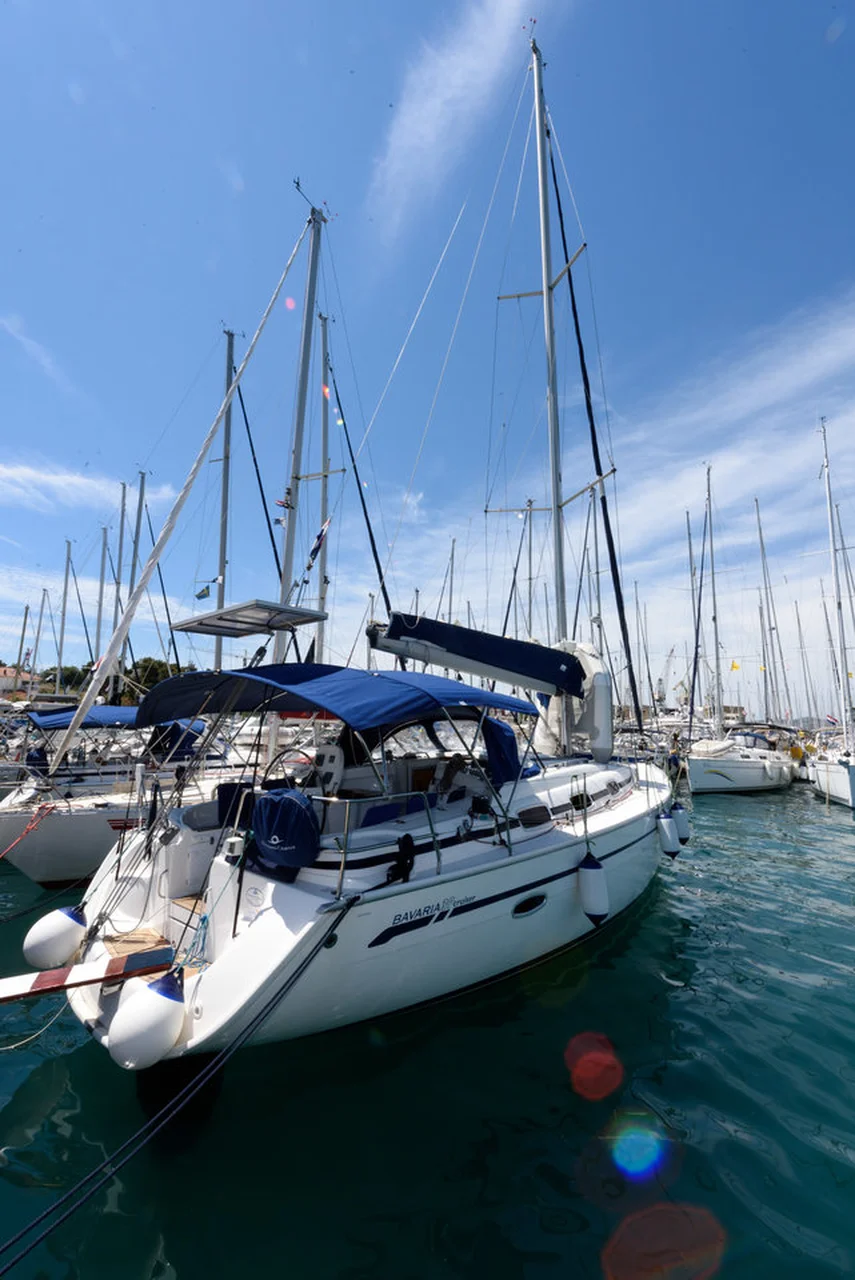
262 747 317 789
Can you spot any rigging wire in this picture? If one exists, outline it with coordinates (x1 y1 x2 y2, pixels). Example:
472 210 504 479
321 244 395 591
0 899 357 1277
385 93 536 608
485 79 533 512
69 557 94 666
329 368 394 625
234 374 283 584
353 202 467 465
144 506 182 672
547 139 644 733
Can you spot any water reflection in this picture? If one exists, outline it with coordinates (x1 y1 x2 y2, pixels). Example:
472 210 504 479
0 788 852 1275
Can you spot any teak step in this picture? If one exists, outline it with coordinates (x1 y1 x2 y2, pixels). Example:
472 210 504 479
172 895 204 914
104 928 170 958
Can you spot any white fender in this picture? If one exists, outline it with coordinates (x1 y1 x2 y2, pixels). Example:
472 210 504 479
589 671 614 764
107 970 186 1070
578 850 609 926
23 906 86 970
669 802 691 845
657 814 680 859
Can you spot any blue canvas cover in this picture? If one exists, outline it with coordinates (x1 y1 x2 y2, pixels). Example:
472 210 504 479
481 717 522 787
146 719 208 760
136 663 537 732
246 788 321 881
28 705 140 732
380 613 585 698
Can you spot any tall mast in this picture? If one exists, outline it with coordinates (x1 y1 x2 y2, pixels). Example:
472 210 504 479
94 526 108 662
755 497 793 721
706 467 723 734
108 482 127 701
794 599 819 728
532 40 567 645
55 540 71 695
278 207 325 646
758 590 770 722
686 510 704 710
526 498 534 636
316 313 331 664
835 503 855 719
820 419 850 747
119 471 146 693
214 329 235 671
27 589 47 699
13 604 29 696
755 498 780 719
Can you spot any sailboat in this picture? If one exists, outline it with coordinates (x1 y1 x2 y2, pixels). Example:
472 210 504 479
17 43 682 1071
812 421 855 808
686 469 796 795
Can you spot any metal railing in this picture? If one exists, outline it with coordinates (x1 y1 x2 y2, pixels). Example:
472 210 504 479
307 786 512 900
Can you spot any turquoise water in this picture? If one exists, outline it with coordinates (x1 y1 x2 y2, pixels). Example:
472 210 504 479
0 785 853 1277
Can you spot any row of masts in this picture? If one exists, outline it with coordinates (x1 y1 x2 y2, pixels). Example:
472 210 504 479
8 42 851 740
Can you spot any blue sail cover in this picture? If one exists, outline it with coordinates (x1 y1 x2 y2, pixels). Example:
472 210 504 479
374 613 585 698
136 663 537 732
27 706 140 732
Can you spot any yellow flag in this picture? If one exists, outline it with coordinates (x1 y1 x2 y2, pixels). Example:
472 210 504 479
730 661 740 671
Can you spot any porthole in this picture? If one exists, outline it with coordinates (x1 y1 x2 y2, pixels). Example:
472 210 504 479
512 893 547 918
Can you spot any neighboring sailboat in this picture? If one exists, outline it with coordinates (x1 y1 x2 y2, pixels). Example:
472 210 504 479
812 420 855 808
687 469 796 795
20 43 682 1071
0 705 242 886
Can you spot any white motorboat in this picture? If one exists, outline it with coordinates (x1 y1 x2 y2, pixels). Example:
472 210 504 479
48 661 679 1069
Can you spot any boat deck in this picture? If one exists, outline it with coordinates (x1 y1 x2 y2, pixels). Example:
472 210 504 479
104 928 169 958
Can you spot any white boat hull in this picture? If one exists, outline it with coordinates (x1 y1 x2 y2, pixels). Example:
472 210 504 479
0 803 142 885
812 758 855 809
687 750 794 794
69 762 672 1058
0 775 232 885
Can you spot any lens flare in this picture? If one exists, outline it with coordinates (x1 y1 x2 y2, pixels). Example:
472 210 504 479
322 384 330 399
564 1031 623 1100
612 1121 666 1180
285 296 296 311
602 1202 726 1280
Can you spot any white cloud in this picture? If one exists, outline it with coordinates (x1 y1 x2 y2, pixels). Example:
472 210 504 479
333 286 855 718
0 315 77 395
0 464 174 514
216 158 245 195
368 0 538 238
